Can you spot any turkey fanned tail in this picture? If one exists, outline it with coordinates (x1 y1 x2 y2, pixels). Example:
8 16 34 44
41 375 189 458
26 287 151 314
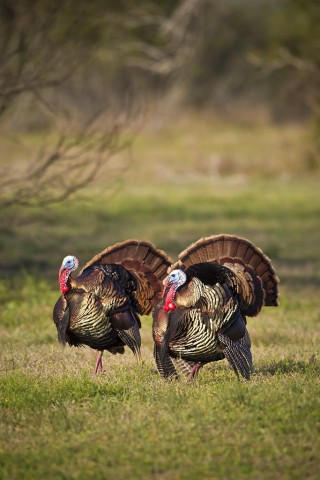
218 330 252 380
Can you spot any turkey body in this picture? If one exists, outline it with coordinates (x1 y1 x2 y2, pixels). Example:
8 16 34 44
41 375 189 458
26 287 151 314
153 235 279 380
53 240 172 372
54 264 139 352
59 287 121 351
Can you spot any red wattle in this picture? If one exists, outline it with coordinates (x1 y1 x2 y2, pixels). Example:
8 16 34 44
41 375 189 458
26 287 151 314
164 284 178 311
59 267 70 294
164 302 176 312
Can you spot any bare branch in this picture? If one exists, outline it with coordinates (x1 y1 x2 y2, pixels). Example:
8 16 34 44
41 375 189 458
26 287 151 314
0 111 131 209
0 1 203 215
250 48 320 78
106 0 203 75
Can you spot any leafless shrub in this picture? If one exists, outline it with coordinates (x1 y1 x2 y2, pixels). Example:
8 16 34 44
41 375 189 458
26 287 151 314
0 0 203 213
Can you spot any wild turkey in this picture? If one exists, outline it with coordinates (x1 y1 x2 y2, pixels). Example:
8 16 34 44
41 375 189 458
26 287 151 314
53 240 172 374
152 234 279 380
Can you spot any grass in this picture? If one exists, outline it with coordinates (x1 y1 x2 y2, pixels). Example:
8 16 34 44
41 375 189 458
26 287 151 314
0 113 319 479
1 364 319 480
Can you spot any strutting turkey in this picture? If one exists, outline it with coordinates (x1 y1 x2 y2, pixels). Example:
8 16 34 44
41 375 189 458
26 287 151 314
152 234 279 380
53 240 172 374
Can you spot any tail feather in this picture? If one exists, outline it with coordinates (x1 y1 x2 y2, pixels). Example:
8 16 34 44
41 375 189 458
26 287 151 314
81 240 172 277
170 234 279 316
81 240 172 316
234 240 251 260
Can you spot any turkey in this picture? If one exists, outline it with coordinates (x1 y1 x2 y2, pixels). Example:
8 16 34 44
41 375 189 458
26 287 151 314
53 240 172 374
152 234 279 380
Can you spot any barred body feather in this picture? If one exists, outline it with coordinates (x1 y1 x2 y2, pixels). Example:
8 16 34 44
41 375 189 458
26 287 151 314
152 234 279 380
53 240 172 373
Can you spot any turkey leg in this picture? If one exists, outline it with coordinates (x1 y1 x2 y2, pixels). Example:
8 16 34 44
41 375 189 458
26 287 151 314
189 362 203 379
94 350 104 375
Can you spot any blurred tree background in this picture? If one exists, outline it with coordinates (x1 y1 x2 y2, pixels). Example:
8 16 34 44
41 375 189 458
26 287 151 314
0 0 319 272
2 0 319 121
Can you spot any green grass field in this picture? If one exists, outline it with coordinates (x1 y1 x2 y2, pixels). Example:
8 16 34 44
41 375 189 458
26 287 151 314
0 115 319 479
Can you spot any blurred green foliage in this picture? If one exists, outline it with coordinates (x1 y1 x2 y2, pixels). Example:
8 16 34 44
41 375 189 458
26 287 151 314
1 0 319 122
